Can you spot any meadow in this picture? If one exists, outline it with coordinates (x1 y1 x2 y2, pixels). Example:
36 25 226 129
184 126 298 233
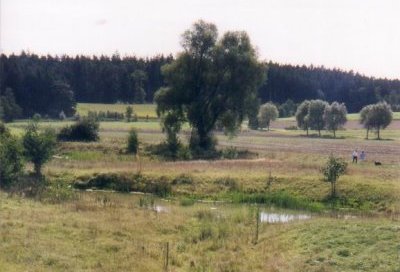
1 103 400 271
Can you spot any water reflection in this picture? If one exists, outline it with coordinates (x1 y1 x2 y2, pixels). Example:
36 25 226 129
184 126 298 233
260 212 311 223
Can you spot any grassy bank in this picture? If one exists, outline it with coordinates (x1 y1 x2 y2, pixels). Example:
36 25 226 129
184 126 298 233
0 192 399 271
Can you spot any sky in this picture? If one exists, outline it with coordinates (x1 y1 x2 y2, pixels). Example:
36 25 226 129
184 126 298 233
1 0 399 79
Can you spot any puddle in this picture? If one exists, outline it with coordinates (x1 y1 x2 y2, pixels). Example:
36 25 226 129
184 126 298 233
260 212 311 223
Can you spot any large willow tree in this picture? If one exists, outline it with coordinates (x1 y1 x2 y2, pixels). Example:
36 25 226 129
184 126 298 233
155 20 265 155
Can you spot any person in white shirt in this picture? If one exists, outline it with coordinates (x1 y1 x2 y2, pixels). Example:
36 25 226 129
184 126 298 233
352 150 358 163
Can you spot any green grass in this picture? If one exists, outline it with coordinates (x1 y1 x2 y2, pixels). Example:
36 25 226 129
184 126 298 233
77 103 158 118
0 192 398 271
2 112 400 271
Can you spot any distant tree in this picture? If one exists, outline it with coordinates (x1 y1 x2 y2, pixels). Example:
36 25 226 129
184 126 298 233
131 70 147 103
155 20 265 155
22 121 57 177
246 94 260 130
321 155 347 198
360 102 393 140
0 127 24 188
48 81 76 117
278 99 297 117
258 102 279 131
295 100 311 135
359 105 373 139
126 106 133 122
0 88 22 122
127 128 139 154
323 102 347 138
308 99 328 137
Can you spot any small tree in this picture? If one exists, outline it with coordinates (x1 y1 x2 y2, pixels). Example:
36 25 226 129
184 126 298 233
0 130 24 188
308 99 328 137
360 102 393 140
295 100 310 135
360 104 372 139
126 106 133 122
323 102 347 138
127 128 139 154
321 155 347 198
161 110 184 158
257 102 279 131
23 121 57 177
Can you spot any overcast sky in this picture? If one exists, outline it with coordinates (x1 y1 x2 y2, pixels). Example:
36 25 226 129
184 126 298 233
1 0 399 79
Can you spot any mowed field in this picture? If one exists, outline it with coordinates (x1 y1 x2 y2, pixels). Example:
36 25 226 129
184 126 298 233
2 103 400 271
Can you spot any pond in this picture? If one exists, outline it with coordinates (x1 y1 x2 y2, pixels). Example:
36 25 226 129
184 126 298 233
260 212 311 223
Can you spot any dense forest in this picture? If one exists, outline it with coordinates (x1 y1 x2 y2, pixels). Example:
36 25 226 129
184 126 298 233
1 52 399 120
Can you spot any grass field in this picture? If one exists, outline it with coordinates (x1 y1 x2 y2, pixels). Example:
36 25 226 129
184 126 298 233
77 103 158 119
1 192 399 272
2 104 400 271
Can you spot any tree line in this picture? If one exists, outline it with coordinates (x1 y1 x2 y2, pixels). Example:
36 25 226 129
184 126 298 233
1 49 400 122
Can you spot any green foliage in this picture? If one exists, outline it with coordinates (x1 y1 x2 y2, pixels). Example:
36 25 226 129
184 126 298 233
0 132 24 188
321 155 347 198
74 173 172 197
245 94 261 130
159 110 184 158
131 69 147 103
359 102 393 139
155 20 265 154
295 100 311 135
308 99 328 136
58 117 99 142
39 179 76 204
0 88 22 122
125 106 134 122
323 102 347 138
22 121 57 176
257 102 279 130
278 99 297 117
87 110 125 121
47 80 76 117
221 146 239 159
126 128 139 154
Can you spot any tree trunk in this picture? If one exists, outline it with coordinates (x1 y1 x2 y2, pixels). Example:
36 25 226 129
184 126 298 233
377 128 380 140
331 181 336 198
34 163 42 177
318 129 321 137
306 127 309 136
366 127 369 140
333 130 336 138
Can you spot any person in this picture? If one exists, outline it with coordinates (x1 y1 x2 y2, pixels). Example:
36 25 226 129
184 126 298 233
360 151 366 161
352 150 358 163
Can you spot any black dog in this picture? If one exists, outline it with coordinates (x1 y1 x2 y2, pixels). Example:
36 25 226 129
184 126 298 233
374 161 382 166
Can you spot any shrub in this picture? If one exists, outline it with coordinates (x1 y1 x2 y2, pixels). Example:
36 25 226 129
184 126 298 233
127 128 139 154
0 133 24 188
58 117 99 142
74 173 172 196
222 146 239 159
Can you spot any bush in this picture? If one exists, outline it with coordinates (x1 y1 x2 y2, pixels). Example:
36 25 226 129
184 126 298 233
222 146 239 159
0 133 24 188
58 117 99 142
127 128 139 154
74 173 172 196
